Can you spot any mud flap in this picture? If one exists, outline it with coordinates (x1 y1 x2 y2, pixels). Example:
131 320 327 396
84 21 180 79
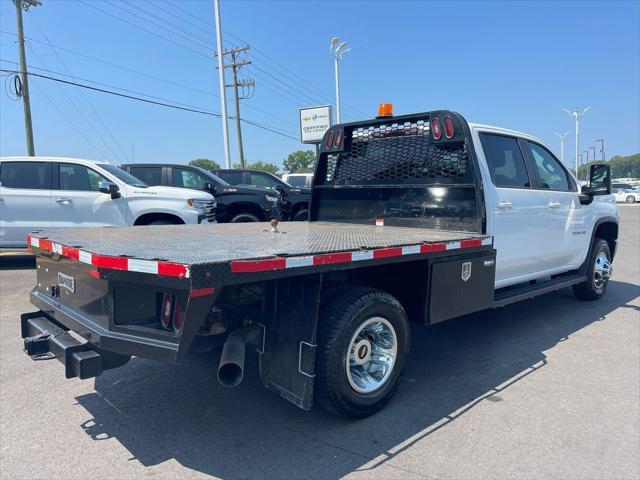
259 274 322 410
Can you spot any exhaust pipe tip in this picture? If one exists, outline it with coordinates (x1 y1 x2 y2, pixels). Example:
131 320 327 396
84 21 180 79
217 363 243 387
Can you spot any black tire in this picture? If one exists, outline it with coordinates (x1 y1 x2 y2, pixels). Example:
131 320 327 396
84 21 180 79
315 287 410 418
626 195 636 203
293 209 309 221
148 219 178 225
230 212 260 223
573 238 612 301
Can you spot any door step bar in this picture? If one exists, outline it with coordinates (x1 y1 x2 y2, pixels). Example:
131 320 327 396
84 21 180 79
493 272 586 308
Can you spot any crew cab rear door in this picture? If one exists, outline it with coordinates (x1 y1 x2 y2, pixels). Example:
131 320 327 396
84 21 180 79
476 132 549 287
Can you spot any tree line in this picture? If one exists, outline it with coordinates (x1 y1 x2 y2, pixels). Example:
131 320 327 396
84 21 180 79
188 150 317 176
577 153 640 180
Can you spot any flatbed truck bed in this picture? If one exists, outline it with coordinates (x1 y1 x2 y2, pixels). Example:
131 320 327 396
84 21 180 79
27 221 492 279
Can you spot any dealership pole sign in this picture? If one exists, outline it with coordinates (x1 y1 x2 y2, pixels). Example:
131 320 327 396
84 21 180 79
299 105 332 144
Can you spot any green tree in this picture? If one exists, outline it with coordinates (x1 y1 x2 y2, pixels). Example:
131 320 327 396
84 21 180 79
283 150 317 173
189 158 221 171
233 161 279 175
577 153 640 180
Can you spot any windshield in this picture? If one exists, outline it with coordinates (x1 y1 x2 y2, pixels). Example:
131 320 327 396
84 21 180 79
193 166 230 187
100 164 147 187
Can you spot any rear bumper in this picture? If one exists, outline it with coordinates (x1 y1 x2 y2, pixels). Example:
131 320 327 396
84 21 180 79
21 311 127 379
28 288 180 364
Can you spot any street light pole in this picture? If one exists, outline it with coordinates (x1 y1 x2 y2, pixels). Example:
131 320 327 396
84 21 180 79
213 0 231 168
596 138 605 161
554 131 569 165
563 106 591 175
583 150 589 164
330 37 351 124
589 146 596 163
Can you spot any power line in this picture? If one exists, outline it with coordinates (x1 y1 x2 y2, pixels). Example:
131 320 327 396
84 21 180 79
0 31 297 128
26 44 116 161
35 26 130 162
77 0 211 59
0 68 300 141
112 1 213 51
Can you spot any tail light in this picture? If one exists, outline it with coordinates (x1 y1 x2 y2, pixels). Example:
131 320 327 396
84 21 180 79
431 118 442 140
160 293 173 329
444 116 455 138
173 297 185 332
326 131 335 149
334 130 343 149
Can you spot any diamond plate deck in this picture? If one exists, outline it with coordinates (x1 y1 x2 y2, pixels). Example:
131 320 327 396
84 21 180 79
32 222 488 267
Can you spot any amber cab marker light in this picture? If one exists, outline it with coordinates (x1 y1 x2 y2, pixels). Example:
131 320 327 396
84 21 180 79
378 103 393 117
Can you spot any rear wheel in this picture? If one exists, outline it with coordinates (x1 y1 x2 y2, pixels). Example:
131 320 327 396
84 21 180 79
626 195 636 203
315 287 410 418
573 238 612 301
230 212 260 223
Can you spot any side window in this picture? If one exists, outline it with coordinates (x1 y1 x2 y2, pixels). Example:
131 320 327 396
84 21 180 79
59 163 109 191
287 176 307 187
217 171 243 185
172 168 205 189
129 167 162 186
526 142 571 191
479 134 531 188
250 173 276 189
0 161 51 189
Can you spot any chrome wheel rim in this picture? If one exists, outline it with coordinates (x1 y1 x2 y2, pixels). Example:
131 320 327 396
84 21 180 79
346 317 397 394
593 251 612 290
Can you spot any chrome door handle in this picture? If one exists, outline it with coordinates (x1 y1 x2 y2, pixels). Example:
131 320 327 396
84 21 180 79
497 201 512 210
548 201 561 209
56 198 73 205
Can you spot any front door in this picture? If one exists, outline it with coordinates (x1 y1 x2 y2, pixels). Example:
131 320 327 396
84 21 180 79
524 141 591 270
0 161 52 247
478 133 549 288
52 162 127 228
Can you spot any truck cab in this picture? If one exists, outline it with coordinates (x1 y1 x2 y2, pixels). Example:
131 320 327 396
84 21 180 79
121 163 281 223
468 124 618 288
213 168 311 221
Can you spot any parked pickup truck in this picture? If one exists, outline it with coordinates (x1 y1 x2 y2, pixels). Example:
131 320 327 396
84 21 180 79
213 168 311 221
0 157 215 248
20 109 618 418
121 163 280 223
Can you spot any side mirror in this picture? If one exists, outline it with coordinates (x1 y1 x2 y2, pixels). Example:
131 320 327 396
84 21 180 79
203 182 216 194
274 184 286 194
99 181 121 199
588 164 611 195
579 164 611 205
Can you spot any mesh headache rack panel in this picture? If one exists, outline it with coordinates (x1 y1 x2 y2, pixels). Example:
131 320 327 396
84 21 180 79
321 116 470 186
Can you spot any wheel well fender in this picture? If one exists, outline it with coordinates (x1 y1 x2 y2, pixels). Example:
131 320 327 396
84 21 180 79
134 212 185 225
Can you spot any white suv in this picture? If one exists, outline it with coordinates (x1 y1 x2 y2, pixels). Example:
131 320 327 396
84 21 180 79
0 157 215 248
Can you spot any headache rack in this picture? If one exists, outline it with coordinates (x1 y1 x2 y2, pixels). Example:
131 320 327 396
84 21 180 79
309 110 486 233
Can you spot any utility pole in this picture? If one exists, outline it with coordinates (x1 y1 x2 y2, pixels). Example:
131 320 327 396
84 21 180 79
14 0 40 156
563 106 591 175
215 45 253 168
213 0 231 168
554 131 569 165
330 37 351 124
596 138 605 161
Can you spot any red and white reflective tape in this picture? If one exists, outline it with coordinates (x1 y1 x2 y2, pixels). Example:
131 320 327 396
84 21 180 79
28 235 189 279
231 237 493 274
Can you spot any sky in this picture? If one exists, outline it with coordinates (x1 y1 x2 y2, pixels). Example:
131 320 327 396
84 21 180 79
0 0 639 171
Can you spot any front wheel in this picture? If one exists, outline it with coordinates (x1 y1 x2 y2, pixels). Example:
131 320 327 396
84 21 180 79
573 238 612 301
626 195 636 203
292 209 308 221
230 212 260 223
315 287 410 418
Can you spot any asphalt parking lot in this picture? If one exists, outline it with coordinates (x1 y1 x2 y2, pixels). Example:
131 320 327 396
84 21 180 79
1 206 638 480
